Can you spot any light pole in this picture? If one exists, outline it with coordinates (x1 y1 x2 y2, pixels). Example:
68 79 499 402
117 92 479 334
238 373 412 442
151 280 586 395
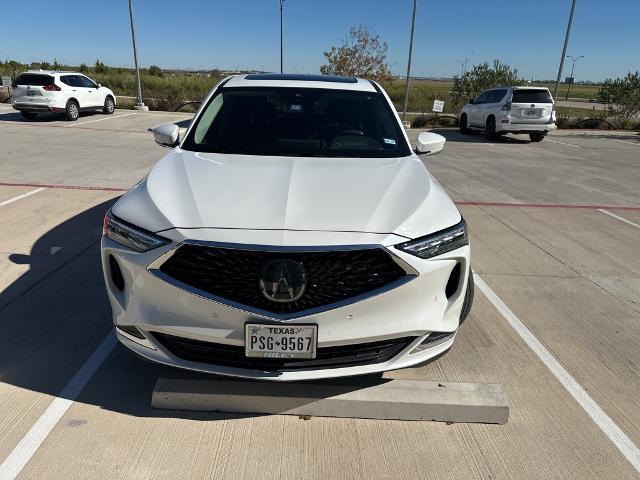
457 58 470 77
553 0 577 100
402 0 417 122
280 0 285 74
565 54 583 100
128 0 147 111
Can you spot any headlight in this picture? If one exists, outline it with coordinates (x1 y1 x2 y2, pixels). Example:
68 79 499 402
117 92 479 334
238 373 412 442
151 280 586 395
396 219 468 259
102 212 170 252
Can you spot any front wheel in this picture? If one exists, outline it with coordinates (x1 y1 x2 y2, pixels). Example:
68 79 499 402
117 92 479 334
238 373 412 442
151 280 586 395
20 111 37 120
485 117 497 141
103 96 115 114
530 132 546 142
65 100 79 121
459 114 470 134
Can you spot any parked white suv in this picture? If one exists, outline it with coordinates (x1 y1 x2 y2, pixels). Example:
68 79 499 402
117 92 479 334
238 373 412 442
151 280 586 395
11 70 116 121
459 86 556 142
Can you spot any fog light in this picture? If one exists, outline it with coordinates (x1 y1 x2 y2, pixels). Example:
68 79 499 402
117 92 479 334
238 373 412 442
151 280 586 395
109 255 125 291
410 331 456 354
116 325 146 339
445 263 462 299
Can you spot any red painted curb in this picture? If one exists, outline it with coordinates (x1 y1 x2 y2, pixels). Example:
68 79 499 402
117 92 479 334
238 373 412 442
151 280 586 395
0 182 127 192
455 201 640 211
1 182 639 211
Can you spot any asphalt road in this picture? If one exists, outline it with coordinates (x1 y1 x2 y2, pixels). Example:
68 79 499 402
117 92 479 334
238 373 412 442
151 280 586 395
0 105 639 479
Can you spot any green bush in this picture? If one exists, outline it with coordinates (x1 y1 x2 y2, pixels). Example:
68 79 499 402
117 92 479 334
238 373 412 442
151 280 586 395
385 81 452 114
615 118 640 131
148 65 164 77
556 116 615 130
410 115 457 128
451 61 522 110
91 71 223 110
598 71 640 120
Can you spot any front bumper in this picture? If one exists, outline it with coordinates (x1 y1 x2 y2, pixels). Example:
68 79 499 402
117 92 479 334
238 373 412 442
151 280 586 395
102 236 470 381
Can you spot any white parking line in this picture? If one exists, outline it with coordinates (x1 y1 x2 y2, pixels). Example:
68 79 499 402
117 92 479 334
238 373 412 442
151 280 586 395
598 209 640 229
0 333 116 480
546 139 582 148
63 112 136 128
474 274 640 473
0 188 46 207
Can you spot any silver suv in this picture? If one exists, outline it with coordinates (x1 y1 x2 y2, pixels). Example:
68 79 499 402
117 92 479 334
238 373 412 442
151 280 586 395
459 86 556 142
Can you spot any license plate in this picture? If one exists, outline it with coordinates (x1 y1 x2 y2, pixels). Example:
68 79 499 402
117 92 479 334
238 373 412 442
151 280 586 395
27 90 36 96
245 324 317 359
524 109 540 116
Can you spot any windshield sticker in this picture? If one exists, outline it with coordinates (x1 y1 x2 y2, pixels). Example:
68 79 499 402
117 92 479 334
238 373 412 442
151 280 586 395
383 138 396 145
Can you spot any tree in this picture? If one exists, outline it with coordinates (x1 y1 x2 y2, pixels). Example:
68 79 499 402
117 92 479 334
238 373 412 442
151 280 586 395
320 26 392 85
39 61 51 70
94 60 107 73
52 59 61 70
148 65 164 77
451 60 522 109
79 63 89 73
598 71 640 121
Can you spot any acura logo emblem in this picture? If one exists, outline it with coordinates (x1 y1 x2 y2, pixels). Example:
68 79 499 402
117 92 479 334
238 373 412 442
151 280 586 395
530 104 535 107
259 259 306 303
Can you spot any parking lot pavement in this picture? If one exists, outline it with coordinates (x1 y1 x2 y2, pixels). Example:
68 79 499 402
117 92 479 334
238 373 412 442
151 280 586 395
0 109 190 188
416 129 640 206
0 115 639 479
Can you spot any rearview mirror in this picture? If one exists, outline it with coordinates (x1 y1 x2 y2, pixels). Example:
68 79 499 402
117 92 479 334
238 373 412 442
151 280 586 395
415 131 446 155
153 123 180 148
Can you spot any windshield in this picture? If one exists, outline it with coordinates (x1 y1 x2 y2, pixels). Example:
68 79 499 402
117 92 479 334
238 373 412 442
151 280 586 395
182 87 410 158
512 89 553 104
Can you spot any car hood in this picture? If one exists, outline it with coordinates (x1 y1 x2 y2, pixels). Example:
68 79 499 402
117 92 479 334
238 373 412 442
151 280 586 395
112 149 461 240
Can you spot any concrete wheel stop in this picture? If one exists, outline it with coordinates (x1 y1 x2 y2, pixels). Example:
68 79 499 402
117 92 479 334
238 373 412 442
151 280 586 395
151 377 509 424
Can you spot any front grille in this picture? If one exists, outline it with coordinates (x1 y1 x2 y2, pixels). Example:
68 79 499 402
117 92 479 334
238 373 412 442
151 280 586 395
158 244 411 317
153 332 416 371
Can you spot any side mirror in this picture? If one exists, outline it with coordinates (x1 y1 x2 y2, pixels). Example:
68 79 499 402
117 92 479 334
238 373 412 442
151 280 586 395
153 123 180 148
468 98 475 105
415 131 446 155
97 84 102 88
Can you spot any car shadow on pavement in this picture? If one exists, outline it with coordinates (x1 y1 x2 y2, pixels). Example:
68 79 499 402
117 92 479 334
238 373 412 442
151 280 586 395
430 128 531 145
559 131 640 143
0 110 106 123
0 200 390 421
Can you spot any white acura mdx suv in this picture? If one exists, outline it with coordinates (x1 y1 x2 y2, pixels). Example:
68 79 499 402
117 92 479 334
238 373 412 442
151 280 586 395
101 73 473 381
11 70 116 121
459 86 556 142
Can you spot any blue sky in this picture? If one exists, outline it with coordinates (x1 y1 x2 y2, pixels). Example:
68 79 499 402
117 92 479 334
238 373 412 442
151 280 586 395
1 0 638 81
